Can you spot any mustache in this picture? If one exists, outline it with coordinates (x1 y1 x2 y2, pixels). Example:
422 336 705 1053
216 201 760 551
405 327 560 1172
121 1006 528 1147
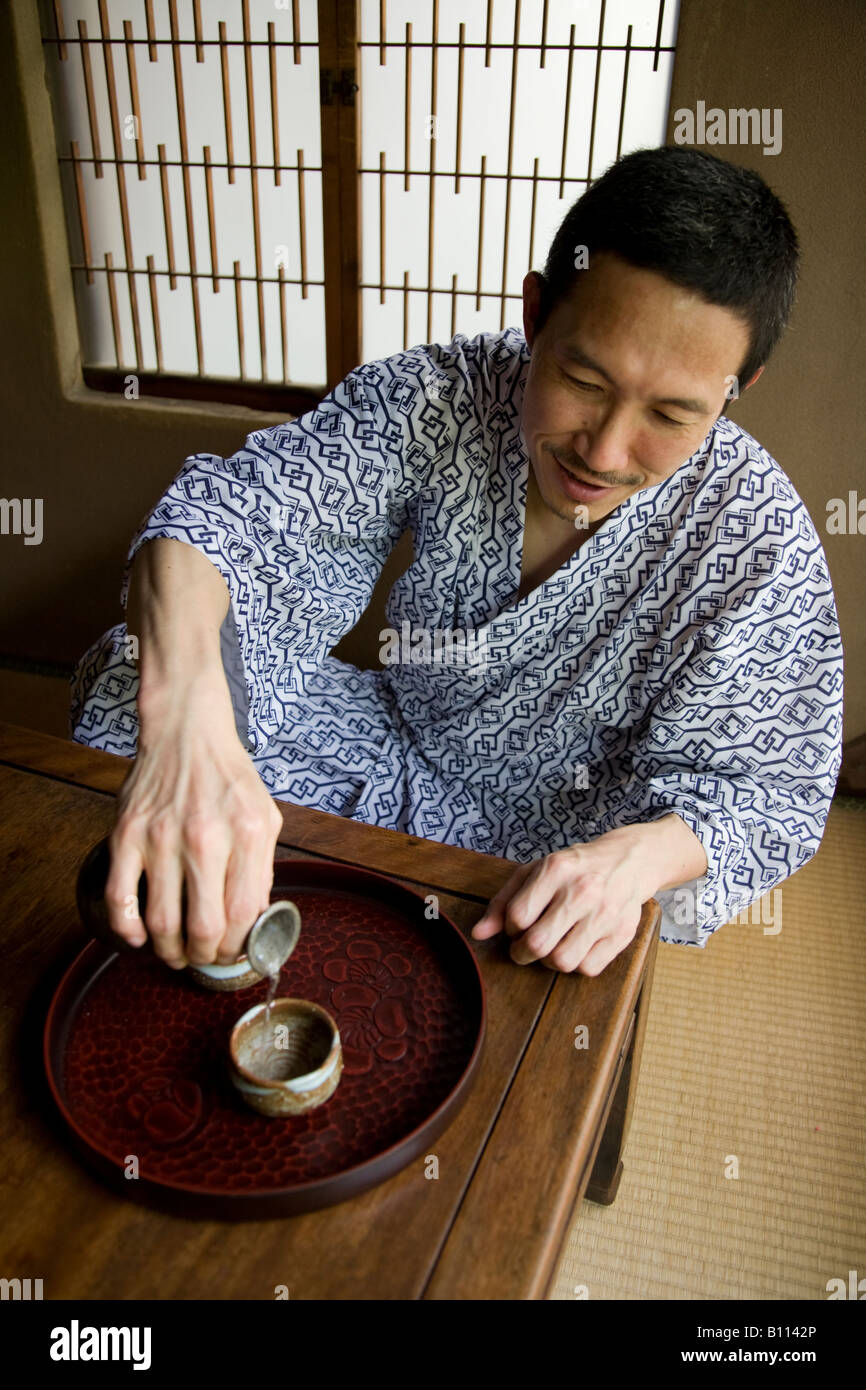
548 446 641 488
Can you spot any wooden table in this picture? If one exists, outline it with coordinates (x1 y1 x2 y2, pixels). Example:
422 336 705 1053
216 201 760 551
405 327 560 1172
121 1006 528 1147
0 720 660 1300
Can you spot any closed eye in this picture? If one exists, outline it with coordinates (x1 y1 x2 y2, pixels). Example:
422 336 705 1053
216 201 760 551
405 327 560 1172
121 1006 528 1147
563 373 602 392
563 369 689 425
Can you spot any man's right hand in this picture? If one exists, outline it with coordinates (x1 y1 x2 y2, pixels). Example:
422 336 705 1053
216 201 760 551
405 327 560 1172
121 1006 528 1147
104 675 284 970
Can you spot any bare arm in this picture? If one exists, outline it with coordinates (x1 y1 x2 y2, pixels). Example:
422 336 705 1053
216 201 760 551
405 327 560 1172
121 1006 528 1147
106 537 283 969
126 534 230 705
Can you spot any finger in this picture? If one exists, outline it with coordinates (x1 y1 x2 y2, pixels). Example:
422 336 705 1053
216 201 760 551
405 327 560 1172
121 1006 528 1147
548 905 640 976
104 835 147 947
259 801 283 913
508 881 603 965
219 834 269 964
182 829 231 967
507 864 605 945
508 890 580 965
498 862 549 936
573 909 642 977
503 850 587 938
471 862 536 939
219 802 283 963
141 844 188 969
572 932 619 977
539 914 608 972
257 833 277 916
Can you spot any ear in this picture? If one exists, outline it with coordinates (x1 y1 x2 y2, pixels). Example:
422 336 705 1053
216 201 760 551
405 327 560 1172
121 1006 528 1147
522 271 545 349
742 365 765 391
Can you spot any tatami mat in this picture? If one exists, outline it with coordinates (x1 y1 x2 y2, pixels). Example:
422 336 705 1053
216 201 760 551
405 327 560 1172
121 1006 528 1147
549 800 866 1300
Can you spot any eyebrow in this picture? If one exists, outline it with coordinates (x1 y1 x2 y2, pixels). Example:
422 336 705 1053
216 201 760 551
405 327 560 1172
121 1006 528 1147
559 344 710 415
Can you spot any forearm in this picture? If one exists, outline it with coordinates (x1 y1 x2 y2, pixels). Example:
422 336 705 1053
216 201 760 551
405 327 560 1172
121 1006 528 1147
106 536 283 964
125 537 233 725
598 813 709 902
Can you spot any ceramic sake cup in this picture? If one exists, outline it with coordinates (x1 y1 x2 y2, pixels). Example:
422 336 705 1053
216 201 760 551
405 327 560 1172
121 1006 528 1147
229 999 343 1117
187 955 265 992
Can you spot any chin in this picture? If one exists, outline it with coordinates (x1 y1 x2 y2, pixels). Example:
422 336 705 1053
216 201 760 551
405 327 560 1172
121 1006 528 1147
543 489 590 524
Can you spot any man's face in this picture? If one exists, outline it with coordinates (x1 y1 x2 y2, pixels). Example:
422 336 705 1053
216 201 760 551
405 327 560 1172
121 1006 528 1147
519 252 759 528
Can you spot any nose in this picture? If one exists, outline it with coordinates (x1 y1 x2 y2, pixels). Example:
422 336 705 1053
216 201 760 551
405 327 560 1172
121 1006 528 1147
575 404 633 477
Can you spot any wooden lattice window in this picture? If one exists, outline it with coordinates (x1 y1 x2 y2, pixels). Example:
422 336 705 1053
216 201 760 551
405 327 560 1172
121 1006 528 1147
40 0 679 410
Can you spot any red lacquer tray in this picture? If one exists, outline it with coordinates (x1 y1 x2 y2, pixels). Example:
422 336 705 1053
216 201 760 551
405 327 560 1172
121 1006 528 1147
44 859 486 1218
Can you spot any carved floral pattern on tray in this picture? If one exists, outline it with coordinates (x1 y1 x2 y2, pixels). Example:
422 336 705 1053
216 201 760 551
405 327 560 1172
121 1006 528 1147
321 937 413 1072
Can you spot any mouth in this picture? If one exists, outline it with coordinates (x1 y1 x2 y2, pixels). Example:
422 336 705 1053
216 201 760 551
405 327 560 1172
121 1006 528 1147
554 458 620 501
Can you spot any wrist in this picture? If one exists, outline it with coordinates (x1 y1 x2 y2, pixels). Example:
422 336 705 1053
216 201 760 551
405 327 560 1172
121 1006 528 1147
136 661 236 736
599 821 665 902
136 642 226 701
597 814 708 902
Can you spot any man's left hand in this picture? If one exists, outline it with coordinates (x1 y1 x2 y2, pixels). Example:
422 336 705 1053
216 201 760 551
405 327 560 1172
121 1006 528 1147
471 816 707 975
471 834 647 975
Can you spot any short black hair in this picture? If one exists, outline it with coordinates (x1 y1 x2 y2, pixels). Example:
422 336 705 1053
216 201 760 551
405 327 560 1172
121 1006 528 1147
537 145 799 390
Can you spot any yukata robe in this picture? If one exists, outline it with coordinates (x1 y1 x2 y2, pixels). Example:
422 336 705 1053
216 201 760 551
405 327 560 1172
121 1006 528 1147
70 328 844 948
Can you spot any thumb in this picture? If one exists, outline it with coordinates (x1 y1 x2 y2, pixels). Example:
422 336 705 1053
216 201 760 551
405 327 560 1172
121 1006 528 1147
471 862 535 939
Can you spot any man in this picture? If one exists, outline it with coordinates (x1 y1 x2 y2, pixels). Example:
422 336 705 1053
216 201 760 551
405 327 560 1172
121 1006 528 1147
70 146 843 979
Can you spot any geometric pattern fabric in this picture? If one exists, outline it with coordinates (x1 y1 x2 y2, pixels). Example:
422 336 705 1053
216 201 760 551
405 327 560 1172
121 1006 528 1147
70 328 844 946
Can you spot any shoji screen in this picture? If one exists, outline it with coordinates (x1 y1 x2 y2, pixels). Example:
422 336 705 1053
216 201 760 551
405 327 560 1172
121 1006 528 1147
40 0 679 399
41 0 326 396
359 0 680 361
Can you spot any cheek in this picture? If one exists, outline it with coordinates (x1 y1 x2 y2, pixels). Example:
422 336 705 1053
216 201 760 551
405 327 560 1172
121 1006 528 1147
523 381 590 437
634 427 705 477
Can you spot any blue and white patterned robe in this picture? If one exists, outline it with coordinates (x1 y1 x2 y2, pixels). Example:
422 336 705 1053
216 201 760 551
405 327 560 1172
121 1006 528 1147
70 328 844 947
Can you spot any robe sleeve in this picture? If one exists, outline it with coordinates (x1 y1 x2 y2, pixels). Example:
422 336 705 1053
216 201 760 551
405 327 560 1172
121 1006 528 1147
118 364 421 753
611 513 844 947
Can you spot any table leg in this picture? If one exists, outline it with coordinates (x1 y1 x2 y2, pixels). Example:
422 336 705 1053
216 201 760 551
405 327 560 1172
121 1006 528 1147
584 922 660 1205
